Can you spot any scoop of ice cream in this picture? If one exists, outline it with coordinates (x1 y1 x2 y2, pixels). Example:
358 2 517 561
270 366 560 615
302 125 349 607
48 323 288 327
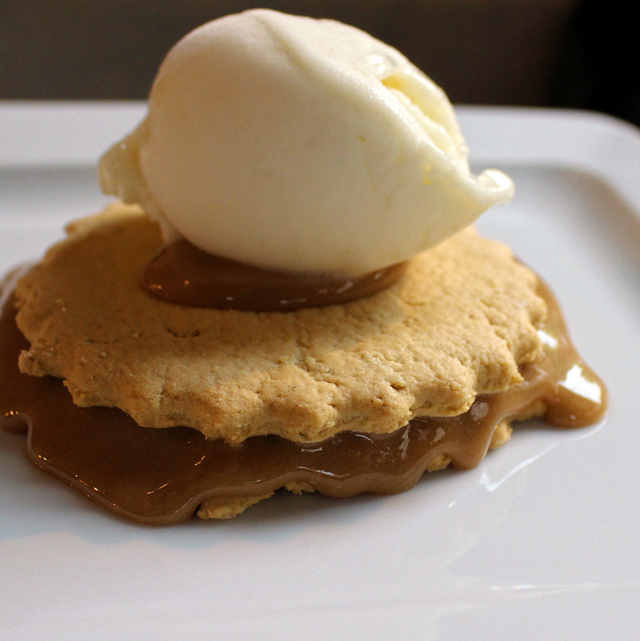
99 9 514 275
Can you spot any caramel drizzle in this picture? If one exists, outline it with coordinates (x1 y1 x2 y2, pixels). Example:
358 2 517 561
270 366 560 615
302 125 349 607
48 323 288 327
0 282 606 525
142 239 408 311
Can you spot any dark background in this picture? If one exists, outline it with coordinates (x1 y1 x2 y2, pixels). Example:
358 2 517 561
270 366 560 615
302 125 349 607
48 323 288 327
1 0 638 127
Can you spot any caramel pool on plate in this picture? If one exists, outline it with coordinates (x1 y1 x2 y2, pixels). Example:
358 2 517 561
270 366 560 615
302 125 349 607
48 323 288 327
0 282 606 525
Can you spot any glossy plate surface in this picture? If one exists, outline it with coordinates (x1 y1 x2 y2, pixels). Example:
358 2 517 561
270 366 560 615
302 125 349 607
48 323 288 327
1 103 639 640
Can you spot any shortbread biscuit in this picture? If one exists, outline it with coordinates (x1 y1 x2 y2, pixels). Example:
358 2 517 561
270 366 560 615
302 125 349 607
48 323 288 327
197 482 314 520
15 204 545 444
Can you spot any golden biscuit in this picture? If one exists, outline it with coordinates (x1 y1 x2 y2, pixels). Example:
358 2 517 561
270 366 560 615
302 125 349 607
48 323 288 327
15 204 545 444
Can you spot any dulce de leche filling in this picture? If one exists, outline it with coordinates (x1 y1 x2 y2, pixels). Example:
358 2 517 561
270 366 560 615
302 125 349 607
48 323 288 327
142 239 409 311
0 278 605 525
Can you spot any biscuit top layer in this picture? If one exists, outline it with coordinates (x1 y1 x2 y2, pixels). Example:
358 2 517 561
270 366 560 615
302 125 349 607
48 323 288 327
15 204 545 443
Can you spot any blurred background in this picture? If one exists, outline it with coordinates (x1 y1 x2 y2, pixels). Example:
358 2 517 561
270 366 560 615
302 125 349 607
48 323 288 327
1 0 638 126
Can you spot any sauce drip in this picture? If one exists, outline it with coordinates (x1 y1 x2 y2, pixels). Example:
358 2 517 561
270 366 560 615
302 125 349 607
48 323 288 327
142 239 408 310
0 282 606 525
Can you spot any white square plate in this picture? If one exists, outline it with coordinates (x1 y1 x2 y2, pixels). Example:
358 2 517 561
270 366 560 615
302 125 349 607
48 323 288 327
1 103 639 640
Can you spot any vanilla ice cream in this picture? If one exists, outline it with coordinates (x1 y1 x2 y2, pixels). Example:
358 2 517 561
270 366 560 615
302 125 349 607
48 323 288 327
99 9 514 275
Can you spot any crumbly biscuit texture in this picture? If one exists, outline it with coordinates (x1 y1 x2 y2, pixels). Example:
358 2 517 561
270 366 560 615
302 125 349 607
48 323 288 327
16 204 545 443
197 482 314 520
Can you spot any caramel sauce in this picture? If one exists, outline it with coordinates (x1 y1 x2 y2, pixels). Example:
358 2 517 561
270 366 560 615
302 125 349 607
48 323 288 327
0 281 606 525
142 239 408 310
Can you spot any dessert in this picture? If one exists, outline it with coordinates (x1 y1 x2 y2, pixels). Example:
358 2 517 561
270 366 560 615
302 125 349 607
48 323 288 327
98 9 514 275
0 10 606 524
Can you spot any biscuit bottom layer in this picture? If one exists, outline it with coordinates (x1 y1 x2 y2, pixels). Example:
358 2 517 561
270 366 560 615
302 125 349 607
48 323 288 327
0 283 605 525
